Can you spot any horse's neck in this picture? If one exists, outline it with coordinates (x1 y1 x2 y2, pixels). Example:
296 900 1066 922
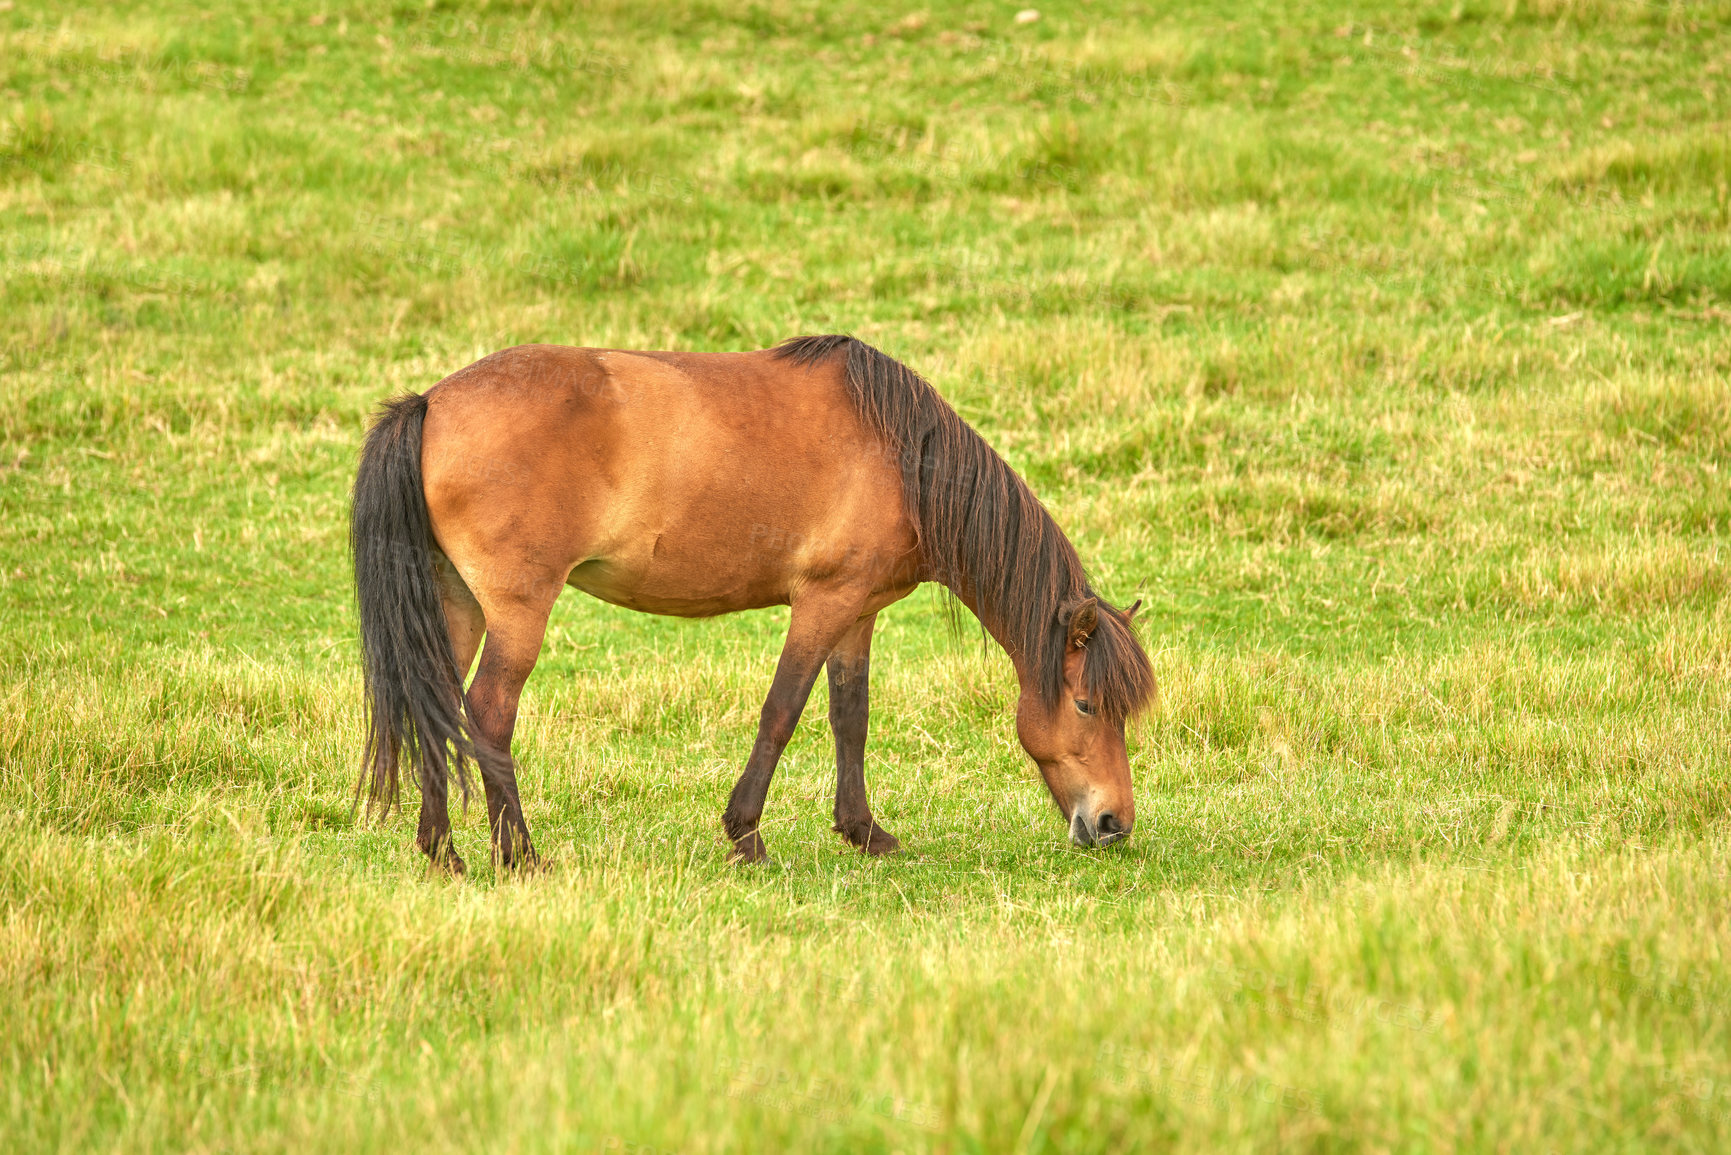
940 577 1037 688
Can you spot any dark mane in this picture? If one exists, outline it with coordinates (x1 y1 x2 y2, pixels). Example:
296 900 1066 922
773 334 1156 722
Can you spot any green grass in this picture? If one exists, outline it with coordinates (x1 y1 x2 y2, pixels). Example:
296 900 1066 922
4 0 1731 1150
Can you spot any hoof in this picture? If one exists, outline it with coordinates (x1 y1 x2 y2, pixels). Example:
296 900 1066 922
418 834 467 876
426 851 467 877
494 847 541 874
836 819 901 857
492 831 541 873
863 826 901 856
728 829 768 864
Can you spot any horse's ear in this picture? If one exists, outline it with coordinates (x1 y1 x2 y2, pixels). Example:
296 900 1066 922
1065 597 1099 651
1124 598 1142 623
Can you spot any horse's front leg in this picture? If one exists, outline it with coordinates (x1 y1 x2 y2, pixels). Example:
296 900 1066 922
723 589 867 863
827 612 900 855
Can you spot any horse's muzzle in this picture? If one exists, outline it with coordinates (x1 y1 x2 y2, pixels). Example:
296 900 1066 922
1070 810 1130 848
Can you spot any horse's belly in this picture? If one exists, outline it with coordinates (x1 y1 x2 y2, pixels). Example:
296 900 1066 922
565 546 788 618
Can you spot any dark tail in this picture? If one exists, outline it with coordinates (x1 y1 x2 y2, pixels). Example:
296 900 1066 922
350 393 476 814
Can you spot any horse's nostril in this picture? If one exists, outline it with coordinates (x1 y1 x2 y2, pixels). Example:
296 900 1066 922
1097 811 1122 835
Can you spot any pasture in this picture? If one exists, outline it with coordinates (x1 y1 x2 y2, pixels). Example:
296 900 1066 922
3 0 1730 1150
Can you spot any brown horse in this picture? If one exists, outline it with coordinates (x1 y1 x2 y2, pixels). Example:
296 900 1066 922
351 335 1155 871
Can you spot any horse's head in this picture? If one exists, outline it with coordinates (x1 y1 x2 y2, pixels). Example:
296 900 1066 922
1014 597 1150 848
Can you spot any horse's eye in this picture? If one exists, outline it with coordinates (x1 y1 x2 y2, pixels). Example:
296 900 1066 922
1074 698 1096 716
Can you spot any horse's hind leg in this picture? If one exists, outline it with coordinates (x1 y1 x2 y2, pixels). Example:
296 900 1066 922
406 556 487 875
436 551 486 683
463 567 563 871
414 748 465 875
828 612 900 855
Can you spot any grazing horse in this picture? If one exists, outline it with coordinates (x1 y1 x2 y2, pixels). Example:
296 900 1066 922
352 335 1155 871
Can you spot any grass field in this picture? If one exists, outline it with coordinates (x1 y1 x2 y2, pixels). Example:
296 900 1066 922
4 0 1731 1150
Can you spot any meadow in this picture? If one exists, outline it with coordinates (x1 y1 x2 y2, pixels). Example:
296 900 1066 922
3 0 1730 1150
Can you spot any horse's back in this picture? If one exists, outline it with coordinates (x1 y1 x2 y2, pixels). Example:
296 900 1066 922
420 344 918 617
